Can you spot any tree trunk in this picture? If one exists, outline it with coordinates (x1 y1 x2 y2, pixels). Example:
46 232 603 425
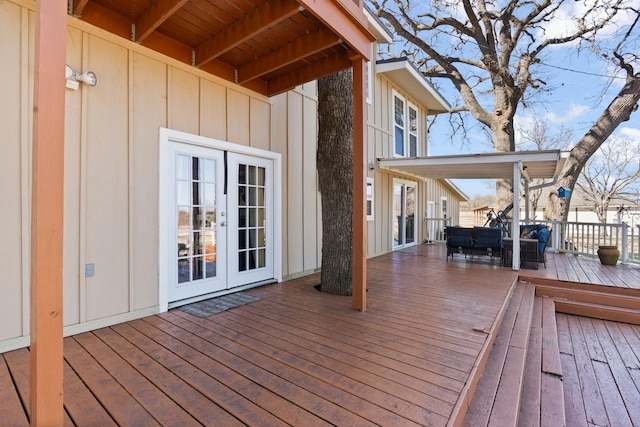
317 69 353 295
546 72 640 220
492 116 516 211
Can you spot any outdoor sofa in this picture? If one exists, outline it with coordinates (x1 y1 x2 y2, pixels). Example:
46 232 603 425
445 226 504 261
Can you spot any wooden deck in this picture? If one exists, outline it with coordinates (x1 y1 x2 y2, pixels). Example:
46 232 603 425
1 244 639 426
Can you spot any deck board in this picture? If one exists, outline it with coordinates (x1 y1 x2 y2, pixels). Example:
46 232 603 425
0 354 29 427
519 297 543 427
2 245 640 426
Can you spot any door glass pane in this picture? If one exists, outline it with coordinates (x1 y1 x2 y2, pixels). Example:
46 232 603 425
176 154 218 284
393 184 403 247
237 163 267 273
176 155 190 180
405 186 416 245
203 159 215 182
193 256 204 280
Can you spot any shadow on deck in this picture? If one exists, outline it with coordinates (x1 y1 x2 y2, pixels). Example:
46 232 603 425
1 244 639 426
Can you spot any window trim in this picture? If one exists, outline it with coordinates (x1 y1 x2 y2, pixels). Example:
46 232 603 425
393 90 405 157
392 91 420 158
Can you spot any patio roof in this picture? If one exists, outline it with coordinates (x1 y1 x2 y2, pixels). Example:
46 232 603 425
377 150 570 181
71 0 375 96
379 150 571 271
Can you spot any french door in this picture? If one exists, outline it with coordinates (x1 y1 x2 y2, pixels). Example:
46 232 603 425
161 140 274 305
393 179 417 249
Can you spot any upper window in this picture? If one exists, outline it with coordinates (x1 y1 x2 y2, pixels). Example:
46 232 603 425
393 91 419 157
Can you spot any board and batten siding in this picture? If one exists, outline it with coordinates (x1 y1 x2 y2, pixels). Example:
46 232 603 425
365 61 462 257
0 0 321 350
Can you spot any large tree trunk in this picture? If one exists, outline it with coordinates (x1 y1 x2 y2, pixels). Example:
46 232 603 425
546 72 640 221
317 69 353 295
492 115 516 211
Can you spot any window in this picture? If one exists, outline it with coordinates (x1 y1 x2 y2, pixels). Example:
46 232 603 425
366 177 374 221
393 91 420 157
408 104 418 157
393 94 405 156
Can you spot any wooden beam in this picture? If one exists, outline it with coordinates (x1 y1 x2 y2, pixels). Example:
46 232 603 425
135 0 189 43
265 49 352 97
297 0 375 59
30 0 66 424
72 0 90 16
351 56 367 311
196 0 301 68
237 27 341 84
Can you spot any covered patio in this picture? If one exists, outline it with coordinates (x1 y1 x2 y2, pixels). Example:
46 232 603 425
3 245 639 426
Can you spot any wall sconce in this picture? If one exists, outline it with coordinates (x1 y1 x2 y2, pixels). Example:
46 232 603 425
65 64 98 90
368 160 376 171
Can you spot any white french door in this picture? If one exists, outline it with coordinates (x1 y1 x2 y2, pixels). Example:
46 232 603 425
164 142 227 302
226 153 274 288
160 136 275 306
393 179 417 249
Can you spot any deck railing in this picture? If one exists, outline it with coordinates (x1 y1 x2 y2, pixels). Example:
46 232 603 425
522 220 640 265
424 217 451 243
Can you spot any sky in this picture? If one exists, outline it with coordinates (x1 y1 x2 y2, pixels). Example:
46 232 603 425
409 2 640 199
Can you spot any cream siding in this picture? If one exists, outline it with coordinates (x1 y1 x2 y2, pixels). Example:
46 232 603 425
0 1 322 349
366 58 462 256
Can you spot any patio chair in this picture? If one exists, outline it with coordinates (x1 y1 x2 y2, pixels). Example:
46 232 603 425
520 224 550 267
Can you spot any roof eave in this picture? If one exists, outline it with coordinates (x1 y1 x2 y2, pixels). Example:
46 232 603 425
376 59 450 114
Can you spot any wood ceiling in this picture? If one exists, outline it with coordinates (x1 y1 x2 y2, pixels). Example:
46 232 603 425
70 0 374 96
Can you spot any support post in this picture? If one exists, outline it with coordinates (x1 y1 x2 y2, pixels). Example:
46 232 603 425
351 56 367 311
524 180 530 225
511 162 521 270
621 222 628 264
30 0 67 424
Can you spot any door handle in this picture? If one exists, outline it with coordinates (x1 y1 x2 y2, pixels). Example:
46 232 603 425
220 221 227 227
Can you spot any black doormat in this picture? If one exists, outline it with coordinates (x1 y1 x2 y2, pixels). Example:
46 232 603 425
178 292 261 318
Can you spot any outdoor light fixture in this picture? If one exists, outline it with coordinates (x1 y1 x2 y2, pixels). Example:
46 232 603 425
65 64 98 90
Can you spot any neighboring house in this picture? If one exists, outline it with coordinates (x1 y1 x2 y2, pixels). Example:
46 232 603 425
522 186 640 226
0 1 456 353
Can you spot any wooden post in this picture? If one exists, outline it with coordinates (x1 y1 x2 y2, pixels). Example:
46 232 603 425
351 56 367 311
30 0 67 424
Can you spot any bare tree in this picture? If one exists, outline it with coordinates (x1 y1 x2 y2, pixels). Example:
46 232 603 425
576 138 640 224
517 117 572 218
545 10 640 220
369 0 640 214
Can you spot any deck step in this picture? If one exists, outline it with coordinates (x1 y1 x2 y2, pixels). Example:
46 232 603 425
462 283 536 427
519 296 565 426
534 283 640 310
553 299 640 325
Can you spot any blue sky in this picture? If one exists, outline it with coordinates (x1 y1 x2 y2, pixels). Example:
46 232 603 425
417 5 640 198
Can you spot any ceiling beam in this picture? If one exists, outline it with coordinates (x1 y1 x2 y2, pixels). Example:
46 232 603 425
136 0 189 43
72 0 90 16
265 49 352 96
298 0 374 59
237 27 341 84
196 0 301 67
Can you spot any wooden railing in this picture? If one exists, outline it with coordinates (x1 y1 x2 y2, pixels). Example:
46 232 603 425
520 220 640 265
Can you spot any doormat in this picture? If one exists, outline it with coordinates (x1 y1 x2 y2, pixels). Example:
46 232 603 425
178 292 261 318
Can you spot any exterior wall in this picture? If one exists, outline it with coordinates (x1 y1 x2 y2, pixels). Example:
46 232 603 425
366 61 461 257
0 1 321 350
